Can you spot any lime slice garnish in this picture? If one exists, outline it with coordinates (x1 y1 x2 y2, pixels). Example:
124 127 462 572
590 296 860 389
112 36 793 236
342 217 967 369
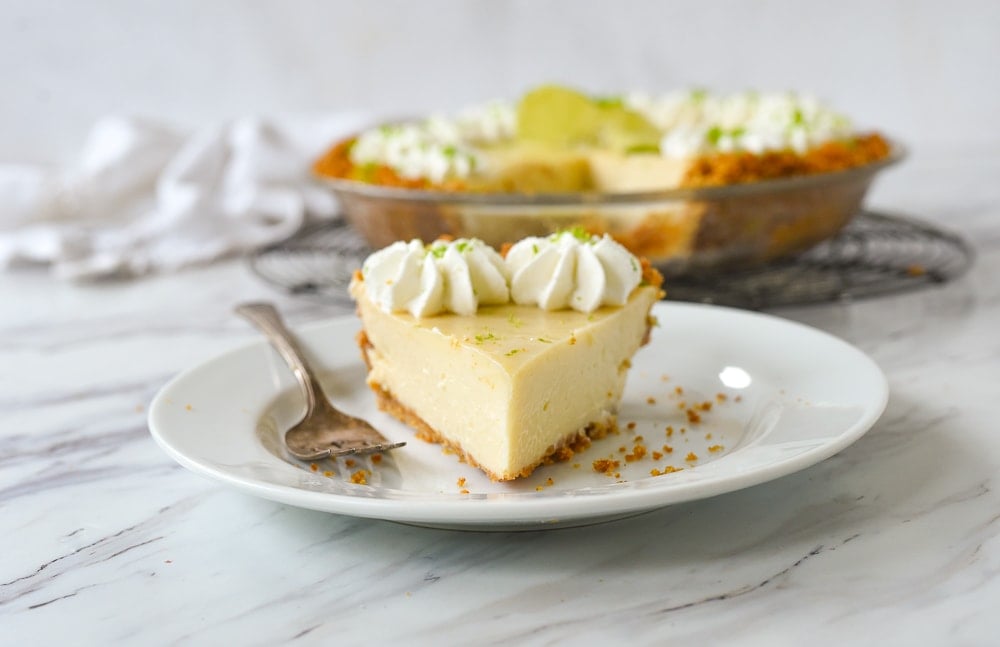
597 103 661 152
516 85 603 146
516 84 661 152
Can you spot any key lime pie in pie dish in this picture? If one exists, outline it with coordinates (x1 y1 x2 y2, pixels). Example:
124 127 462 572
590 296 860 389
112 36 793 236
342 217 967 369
316 85 901 273
350 231 664 481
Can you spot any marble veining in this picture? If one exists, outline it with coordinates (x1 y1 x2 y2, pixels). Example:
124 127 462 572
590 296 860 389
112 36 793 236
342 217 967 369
2 149 1000 645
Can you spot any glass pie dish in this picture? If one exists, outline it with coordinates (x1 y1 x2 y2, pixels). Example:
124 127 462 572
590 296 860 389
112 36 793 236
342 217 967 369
317 142 903 276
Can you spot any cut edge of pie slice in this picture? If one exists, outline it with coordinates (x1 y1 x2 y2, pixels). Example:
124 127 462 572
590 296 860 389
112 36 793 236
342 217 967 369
350 263 664 481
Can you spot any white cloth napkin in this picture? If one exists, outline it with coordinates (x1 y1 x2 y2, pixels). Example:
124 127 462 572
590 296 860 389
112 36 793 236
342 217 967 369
0 113 368 279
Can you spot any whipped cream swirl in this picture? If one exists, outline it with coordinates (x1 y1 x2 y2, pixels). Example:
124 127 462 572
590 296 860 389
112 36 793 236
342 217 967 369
350 124 479 183
349 100 516 183
625 90 855 157
361 238 509 317
505 231 642 313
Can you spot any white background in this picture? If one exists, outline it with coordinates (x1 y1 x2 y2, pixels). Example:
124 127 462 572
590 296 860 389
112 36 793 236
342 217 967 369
2 0 997 163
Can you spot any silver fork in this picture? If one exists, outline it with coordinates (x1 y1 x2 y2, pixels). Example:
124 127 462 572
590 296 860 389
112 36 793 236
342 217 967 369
235 302 405 461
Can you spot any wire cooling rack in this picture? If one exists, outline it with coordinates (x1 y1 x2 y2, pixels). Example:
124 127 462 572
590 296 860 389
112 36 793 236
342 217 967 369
248 211 973 310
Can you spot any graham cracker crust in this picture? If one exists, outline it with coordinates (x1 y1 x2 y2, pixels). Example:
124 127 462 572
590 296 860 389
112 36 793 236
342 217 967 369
355 330 617 481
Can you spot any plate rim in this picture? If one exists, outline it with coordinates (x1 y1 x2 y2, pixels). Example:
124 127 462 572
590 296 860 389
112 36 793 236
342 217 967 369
148 302 888 526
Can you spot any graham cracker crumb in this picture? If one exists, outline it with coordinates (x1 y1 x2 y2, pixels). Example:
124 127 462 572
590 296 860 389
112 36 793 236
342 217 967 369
592 458 620 475
625 445 647 462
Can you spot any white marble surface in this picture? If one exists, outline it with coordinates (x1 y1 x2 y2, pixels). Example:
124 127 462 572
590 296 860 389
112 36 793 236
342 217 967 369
2 146 999 645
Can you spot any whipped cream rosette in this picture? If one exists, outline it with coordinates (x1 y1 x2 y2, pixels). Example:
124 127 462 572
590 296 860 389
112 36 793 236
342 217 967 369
361 232 644 317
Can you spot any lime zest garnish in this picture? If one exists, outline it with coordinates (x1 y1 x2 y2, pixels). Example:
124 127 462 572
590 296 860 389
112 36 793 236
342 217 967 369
474 331 497 344
625 143 661 155
594 95 624 108
356 162 379 182
705 125 748 148
706 125 724 146
551 226 595 244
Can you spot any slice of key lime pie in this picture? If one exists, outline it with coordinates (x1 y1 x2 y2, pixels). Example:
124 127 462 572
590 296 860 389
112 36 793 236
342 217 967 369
350 231 663 481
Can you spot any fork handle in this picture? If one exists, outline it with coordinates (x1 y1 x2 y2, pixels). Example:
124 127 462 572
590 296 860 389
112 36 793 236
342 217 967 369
234 302 323 415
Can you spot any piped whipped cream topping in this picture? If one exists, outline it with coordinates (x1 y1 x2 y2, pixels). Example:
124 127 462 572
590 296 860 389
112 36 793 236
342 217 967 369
453 100 518 144
624 90 854 157
361 238 509 317
350 124 480 184
360 232 645 317
350 100 516 183
506 231 643 312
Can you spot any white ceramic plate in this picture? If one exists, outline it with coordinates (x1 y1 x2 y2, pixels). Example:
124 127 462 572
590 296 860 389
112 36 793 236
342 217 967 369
149 303 887 531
